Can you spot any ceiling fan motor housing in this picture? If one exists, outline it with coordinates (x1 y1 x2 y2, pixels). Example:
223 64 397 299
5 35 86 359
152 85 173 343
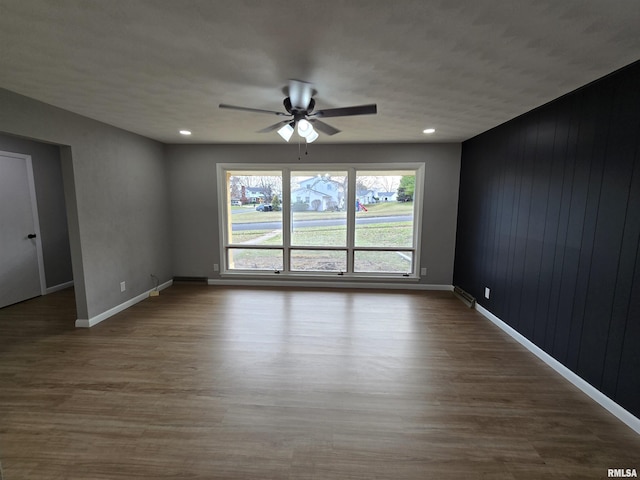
284 97 315 116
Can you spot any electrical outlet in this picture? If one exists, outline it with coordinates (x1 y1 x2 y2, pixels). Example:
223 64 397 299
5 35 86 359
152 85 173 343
484 287 490 299
120 281 126 292
213 263 219 272
420 267 427 276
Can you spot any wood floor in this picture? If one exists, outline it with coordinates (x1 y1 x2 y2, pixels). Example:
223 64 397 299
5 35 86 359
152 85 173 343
0 285 638 479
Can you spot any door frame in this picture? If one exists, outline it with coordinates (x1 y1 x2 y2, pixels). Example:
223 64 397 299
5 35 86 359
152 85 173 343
0 150 47 297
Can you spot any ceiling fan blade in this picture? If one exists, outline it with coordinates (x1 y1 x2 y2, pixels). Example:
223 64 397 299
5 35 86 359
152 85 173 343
257 120 293 133
309 118 341 136
311 104 377 118
219 104 288 116
288 79 314 110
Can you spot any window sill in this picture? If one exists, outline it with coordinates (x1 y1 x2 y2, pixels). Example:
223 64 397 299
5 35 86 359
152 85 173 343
218 270 420 282
207 273 454 292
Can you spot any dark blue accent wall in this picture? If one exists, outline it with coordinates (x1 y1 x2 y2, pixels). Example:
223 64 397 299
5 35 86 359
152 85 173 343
454 60 640 418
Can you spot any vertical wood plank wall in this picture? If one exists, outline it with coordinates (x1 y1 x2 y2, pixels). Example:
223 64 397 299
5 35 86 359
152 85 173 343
454 60 640 418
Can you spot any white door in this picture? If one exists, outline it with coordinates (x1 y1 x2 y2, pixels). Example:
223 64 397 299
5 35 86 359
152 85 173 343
0 151 46 308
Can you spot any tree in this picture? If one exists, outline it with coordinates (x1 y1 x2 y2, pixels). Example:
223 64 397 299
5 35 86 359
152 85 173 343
257 176 282 203
356 180 372 196
229 176 243 201
232 174 282 203
356 176 376 192
377 175 400 193
397 175 415 201
271 194 281 211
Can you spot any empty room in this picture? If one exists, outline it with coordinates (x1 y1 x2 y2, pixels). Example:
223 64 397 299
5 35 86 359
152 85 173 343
1 1 639 479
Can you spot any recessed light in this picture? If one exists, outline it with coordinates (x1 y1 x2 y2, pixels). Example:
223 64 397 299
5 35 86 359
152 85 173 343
423 128 435 134
179 130 192 135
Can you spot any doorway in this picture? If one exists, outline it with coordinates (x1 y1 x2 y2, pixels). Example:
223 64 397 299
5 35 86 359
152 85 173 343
0 133 74 314
0 150 46 308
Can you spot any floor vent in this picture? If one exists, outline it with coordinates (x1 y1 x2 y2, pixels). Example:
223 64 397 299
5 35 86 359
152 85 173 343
172 276 208 284
453 286 475 308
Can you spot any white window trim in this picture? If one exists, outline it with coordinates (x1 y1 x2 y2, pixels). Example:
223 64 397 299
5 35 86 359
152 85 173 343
216 162 424 281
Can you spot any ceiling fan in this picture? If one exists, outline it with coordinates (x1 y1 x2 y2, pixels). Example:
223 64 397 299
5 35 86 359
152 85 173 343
219 79 377 142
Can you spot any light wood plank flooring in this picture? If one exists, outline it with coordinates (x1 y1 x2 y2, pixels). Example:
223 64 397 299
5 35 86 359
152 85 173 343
1 284 639 479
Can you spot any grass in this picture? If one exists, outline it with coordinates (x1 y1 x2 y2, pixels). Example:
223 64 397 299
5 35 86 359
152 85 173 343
230 230 283 245
228 248 283 271
354 222 413 247
355 201 413 216
230 222 412 248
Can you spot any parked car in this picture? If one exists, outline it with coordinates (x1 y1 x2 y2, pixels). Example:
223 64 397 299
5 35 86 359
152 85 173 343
230 200 242 206
255 204 273 212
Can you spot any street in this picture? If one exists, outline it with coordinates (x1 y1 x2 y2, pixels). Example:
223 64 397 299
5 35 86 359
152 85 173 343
231 215 412 231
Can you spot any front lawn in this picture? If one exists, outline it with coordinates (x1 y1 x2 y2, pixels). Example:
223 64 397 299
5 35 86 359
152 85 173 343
230 221 412 247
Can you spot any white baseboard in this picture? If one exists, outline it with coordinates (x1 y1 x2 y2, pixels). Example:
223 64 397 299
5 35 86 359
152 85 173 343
46 280 74 294
208 278 454 291
475 303 640 436
75 280 173 328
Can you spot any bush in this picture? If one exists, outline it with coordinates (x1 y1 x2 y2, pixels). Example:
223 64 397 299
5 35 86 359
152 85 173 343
291 201 310 212
272 194 282 211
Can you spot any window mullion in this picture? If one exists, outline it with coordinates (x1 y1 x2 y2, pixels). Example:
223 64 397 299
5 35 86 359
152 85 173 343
346 167 357 273
282 168 291 273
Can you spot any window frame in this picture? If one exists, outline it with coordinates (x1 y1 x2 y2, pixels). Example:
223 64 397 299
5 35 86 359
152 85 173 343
217 162 424 280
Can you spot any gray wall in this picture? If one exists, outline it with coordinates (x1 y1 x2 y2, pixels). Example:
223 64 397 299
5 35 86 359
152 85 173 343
0 89 172 320
0 133 73 288
0 85 459 323
166 143 461 285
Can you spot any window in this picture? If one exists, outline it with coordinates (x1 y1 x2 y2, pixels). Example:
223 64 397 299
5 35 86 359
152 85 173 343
220 164 423 278
354 170 416 273
225 171 283 270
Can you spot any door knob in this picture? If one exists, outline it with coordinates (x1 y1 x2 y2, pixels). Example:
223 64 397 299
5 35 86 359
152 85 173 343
27 234 37 239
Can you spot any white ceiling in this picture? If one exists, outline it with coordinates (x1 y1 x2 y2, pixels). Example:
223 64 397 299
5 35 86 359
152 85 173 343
1 0 639 144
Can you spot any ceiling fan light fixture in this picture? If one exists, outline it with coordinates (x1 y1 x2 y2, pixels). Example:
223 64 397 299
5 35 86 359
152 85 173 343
305 129 319 143
297 119 312 138
277 122 295 142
